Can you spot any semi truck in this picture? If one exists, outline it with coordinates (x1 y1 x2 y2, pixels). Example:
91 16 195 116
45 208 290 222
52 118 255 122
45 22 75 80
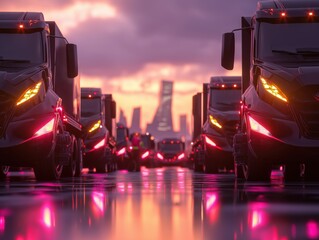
222 1 319 181
192 76 241 173
0 12 83 180
81 88 117 173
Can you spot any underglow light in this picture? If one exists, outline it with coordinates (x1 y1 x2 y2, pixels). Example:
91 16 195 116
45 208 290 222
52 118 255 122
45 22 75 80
141 151 150 159
16 82 42 106
177 153 185 160
248 116 271 137
34 118 55 137
0 216 4 232
157 153 164 160
93 139 105 149
205 136 217 147
260 77 288 102
117 147 126 156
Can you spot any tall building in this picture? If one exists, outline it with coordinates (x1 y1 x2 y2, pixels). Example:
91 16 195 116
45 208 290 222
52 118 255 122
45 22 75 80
178 114 190 140
146 80 176 140
118 108 128 127
130 107 142 133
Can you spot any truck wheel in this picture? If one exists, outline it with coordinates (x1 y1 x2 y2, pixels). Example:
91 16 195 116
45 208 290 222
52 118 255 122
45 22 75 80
34 148 63 181
62 137 76 177
96 153 108 173
233 133 247 179
243 146 270 181
304 161 319 181
203 152 218 174
0 166 9 179
284 163 301 181
74 139 83 177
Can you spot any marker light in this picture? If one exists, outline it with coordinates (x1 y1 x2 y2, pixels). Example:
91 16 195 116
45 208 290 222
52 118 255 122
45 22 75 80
308 12 314 17
117 147 126 156
281 12 286 17
177 153 185 160
88 120 101 133
209 115 222 129
157 153 164 160
94 139 105 149
260 77 288 102
16 82 42 106
34 118 55 137
205 136 217 147
248 116 271 137
141 151 150 159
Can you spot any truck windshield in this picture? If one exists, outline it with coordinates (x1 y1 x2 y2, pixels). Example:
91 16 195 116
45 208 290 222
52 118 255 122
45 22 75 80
258 22 319 63
81 98 101 117
0 32 44 64
209 89 241 111
158 142 184 153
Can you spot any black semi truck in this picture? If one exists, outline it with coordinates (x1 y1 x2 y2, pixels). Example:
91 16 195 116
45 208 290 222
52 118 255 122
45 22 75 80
0 12 83 180
81 88 117 173
192 76 241 173
222 1 319 181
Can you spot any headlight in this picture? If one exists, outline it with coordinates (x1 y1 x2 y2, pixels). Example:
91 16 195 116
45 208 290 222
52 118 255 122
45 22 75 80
16 81 44 106
88 120 101 133
260 77 288 102
209 115 222 129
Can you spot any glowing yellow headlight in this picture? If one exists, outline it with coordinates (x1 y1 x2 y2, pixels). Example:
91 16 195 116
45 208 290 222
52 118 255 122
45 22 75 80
209 115 222 129
16 82 42 106
260 77 288 102
89 120 101 133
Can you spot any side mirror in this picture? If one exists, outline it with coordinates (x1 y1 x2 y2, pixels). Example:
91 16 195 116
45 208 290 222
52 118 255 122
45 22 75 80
221 32 235 70
66 43 78 78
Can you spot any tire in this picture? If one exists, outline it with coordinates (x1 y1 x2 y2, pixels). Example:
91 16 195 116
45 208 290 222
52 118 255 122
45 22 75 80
96 155 108 173
204 152 218 174
233 133 247 180
243 145 271 181
284 163 301 182
0 166 9 179
74 139 83 177
33 119 64 181
62 137 76 177
304 161 319 181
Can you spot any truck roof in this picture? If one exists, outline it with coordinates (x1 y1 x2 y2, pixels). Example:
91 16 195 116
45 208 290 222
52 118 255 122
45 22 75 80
81 88 102 98
0 12 44 21
209 76 241 89
258 1 319 10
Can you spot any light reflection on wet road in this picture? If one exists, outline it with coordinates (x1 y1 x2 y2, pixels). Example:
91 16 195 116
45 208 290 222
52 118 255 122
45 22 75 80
1 167 319 239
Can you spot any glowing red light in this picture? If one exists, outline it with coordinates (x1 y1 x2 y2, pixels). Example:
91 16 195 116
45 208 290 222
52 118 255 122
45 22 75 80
221 84 225 88
177 153 185 160
309 12 314 16
205 136 217 147
141 151 150 159
88 94 92 98
19 24 24 29
248 116 271 137
117 147 126 156
34 118 55 137
281 12 286 17
94 139 105 149
233 84 237 88
157 153 164 160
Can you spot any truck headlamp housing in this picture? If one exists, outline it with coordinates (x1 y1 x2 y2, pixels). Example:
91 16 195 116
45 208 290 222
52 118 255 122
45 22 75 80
260 77 288 102
88 120 101 133
209 115 222 129
16 81 44 106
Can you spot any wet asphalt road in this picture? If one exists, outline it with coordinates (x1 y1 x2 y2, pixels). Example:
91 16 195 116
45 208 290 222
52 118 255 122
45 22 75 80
1 167 319 240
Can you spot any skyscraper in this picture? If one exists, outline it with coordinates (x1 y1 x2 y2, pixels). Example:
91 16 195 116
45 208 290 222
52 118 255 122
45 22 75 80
130 107 142 133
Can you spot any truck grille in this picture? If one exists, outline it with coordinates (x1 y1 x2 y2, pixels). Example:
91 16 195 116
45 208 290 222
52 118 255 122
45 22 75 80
0 91 15 138
291 86 319 139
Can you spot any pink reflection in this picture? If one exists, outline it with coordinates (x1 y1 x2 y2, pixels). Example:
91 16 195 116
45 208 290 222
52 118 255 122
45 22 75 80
307 220 319 239
0 216 4 232
42 206 55 228
92 192 104 212
206 194 217 211
248 203 268 229
205 193 219 223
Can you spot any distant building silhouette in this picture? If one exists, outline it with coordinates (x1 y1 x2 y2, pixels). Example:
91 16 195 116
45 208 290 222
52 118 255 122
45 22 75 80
146 80 176 140
118 108 128 127
178 114 190 140
130 107 142 133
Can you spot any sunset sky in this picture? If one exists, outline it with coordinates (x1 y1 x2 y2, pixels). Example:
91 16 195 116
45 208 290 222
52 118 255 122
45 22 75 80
2 0 258 133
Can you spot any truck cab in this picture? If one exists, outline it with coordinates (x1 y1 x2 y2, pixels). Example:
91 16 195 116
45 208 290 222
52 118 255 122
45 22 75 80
222 1 319 181
0 12 82 180
81 88 116 173
156 138 187 167
192 76 241 173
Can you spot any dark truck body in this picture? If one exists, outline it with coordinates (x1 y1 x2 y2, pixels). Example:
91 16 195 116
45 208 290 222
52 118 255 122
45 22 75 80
192 76 241 173
156 138 187 167
222 0 319 181
0 12 82 180
81 88 117 173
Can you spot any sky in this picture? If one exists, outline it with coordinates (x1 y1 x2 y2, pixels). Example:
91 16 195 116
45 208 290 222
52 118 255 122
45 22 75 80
2 0 259 133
